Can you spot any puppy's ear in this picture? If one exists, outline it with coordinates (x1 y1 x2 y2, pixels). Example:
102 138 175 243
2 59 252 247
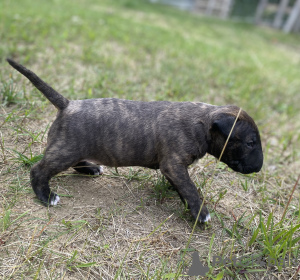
212 116 237 137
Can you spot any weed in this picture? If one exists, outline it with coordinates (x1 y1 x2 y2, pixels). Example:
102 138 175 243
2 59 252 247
0 131 6 163
150 174 172 203
0 78 24 106
212 188 228 210
247 211 300 271
11 149 43 167
240 179 249 192
0 208 30 232
0 209 11 232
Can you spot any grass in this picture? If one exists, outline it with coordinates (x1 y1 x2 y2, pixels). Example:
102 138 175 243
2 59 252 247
1 0 300 279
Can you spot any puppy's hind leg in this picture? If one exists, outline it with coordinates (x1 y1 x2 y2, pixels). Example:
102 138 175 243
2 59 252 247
160 162 211 223
73 161 104 175
31 153 80 206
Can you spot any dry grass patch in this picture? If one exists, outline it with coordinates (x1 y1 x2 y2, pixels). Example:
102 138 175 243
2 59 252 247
1 103 299 279
1 0 300 278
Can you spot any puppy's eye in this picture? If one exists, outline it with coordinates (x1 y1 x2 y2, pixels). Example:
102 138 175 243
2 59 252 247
246 141 254 148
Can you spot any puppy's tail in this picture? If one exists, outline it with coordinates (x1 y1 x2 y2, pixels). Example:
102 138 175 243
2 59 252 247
6 58 69 110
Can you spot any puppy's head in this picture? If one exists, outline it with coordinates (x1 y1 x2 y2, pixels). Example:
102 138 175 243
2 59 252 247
209 109 263 174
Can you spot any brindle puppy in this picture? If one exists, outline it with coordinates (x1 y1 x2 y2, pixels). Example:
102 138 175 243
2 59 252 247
7 58 263 223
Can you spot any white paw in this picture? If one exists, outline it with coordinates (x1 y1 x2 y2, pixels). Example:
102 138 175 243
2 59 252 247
203 213 211 223
93 166 104 175
51 195 60 206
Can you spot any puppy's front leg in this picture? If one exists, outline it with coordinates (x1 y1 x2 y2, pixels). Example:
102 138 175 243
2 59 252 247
160 163 210 223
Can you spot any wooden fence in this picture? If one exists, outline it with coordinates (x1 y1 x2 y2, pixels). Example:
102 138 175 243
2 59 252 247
194 0 233 19
255 0 300 33
149 0 300 33
149 0 234 18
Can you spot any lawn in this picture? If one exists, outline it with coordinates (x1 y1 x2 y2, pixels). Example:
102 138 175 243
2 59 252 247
0 0 300 279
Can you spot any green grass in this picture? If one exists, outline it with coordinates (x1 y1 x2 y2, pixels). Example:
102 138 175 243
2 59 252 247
1 0 300 279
